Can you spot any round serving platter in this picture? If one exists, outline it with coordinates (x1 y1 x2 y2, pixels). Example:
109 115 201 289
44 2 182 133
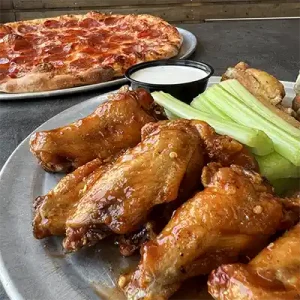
0 77 296 300
0 27 197 101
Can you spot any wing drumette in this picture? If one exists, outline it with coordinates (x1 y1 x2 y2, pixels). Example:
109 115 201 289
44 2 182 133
30 87 161 172
208 222 300 300
120 163 284 300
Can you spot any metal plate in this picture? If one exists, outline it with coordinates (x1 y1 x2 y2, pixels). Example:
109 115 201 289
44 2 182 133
0 77 296 300
0 27 197 101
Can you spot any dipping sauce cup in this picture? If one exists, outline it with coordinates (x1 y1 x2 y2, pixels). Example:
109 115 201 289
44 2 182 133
125 59 214 104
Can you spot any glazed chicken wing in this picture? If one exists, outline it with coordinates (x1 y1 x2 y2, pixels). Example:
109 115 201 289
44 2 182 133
222 62 285 105
62 120 257 252
208 223 300 300
33 159 103 238
120 163 284 300
222 62 300 128
32 154 121 239
30 87 160 172
62 119 206 251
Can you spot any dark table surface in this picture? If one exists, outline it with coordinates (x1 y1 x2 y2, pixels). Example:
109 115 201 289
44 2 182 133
0 18 299 300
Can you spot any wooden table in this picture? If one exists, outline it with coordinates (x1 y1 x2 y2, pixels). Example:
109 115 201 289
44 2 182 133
0 18 299 300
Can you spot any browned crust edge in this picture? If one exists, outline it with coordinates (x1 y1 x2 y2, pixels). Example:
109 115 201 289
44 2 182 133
0 66 114 93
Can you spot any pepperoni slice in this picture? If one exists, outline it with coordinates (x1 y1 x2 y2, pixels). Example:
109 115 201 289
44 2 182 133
3 34 32 51
65 29 89 37
44 45 64 54
42 31 58 39
86 34 106 47
103 16 119 26
102 54 129 66
17 24 37 34
109 34 132 43
69 57 96 69
43 53 67 63
14 39 32 51
44 20 61 29
100 54 116 65
115 23 130 31
31 36 48 46
80 46 101 55
137 29 160 39
64 20 79 28
132 24 147 33
123 44 145 56
17 49 37 58
11 55 34 65
45 43 74 55
79 18 100 28
22 33 36 41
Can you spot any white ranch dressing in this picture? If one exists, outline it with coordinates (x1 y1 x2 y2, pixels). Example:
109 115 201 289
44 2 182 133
130 65 208 84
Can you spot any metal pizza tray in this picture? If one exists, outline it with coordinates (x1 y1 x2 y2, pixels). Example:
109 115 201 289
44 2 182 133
0 27 197 101
0 77 296 300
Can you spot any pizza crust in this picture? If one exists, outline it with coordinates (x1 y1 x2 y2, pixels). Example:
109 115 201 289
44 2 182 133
0 65 114 93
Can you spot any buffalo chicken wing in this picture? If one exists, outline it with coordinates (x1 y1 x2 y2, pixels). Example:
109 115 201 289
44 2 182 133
120 163 284 300
62 119 206 251
208 222 300 300
32 154 121 239
30 87 160 172
222 62 300 128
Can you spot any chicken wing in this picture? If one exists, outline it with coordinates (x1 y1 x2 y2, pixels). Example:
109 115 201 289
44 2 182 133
30 87 161 172
62 119 206 251
222 62 285 105
120 163 283 300
32 154 120 239
62 120 258 252
208 223 300 300
222 62 300 128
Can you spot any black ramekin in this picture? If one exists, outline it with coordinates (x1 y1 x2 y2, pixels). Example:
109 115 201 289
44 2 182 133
125 59 214 104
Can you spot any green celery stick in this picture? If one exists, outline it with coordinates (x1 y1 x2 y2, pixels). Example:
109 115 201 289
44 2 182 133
203 85 300 166
220 79 300 138
255 152 300 180
191 94 232 120
151 91 273 156
165 109 179 120
269 178 300 196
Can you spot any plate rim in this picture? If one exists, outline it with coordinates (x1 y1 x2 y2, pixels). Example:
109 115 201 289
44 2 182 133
0 76 296 300
0 27 197 101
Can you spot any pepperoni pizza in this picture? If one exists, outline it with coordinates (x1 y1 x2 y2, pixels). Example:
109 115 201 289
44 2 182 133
0 12 182 93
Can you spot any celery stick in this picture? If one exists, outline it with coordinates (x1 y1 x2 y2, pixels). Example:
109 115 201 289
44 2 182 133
221 79 300 137
191 94 231 120
165 109 179 120
151 91 273 155
269 178 300 196
191 95 215 115
204 86 300 166
255 152 300 180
